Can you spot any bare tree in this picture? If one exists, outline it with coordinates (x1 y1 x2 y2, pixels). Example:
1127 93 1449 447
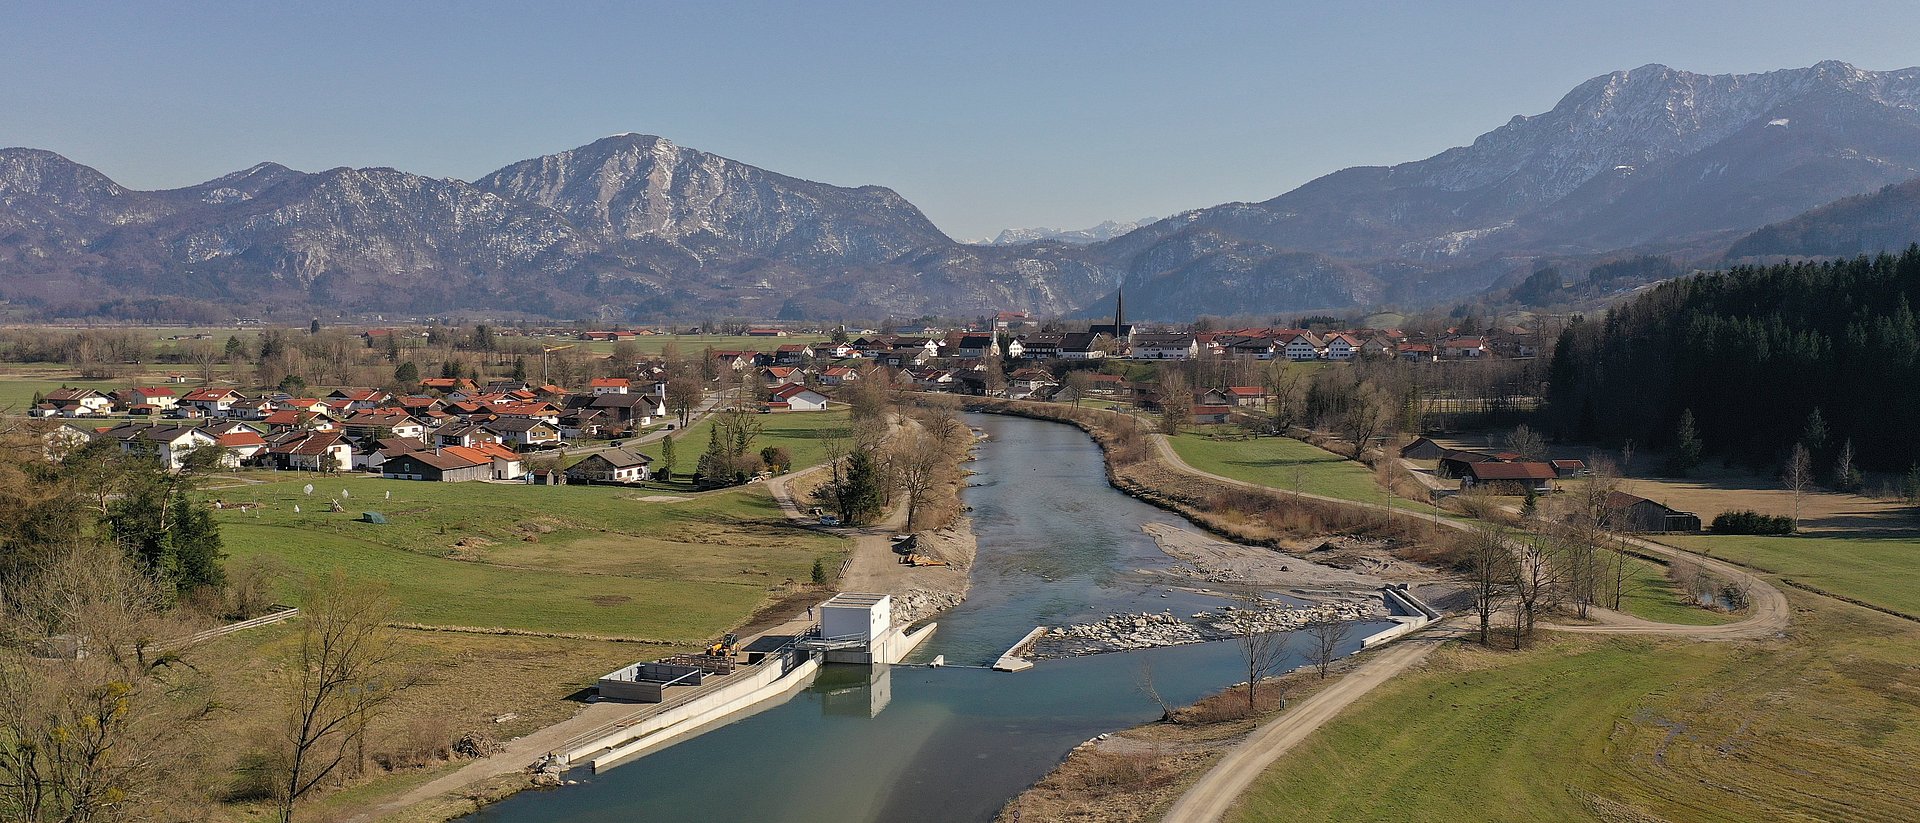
893 429 942 531
1305 618 1353 679
665 376 703 428
1508 536 1560 649
280 573 408 823
1782 444 1813 532
1157 369 1191 435
1226 588 1291 715
1503 424 1546 461
1466 524 1514 646
0 542 200 823
1134 660 1176 722
1061 370 1094 409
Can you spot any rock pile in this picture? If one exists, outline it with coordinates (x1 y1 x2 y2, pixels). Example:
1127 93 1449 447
1029 599 1379 659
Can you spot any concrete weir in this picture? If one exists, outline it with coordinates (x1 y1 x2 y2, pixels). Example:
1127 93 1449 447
556 594 938 773
992 626 1048 672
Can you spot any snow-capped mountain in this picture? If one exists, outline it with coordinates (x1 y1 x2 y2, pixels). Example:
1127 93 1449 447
5 61 1920 320
974 219 1156 246
1091 60 1920 317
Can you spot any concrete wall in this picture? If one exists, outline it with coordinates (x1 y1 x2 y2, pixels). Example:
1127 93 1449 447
578 652 822 771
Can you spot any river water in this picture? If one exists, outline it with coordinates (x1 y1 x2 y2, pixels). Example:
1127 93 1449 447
465 413 1385 823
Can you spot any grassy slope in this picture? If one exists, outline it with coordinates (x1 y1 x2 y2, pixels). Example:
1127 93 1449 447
1233 595 1920 823
213 474 846 641
1663 533 1920 616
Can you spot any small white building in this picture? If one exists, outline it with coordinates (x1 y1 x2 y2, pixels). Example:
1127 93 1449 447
819 592 894 663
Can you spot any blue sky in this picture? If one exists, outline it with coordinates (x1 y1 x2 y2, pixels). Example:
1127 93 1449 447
5 1 1917 239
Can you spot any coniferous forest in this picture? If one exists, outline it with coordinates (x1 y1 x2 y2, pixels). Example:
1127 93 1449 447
1547 247 1920 475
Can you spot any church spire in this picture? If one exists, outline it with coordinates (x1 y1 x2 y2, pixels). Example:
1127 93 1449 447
1114 289 1125 334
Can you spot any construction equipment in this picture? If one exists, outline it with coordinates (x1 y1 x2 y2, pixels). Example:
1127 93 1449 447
900 553 949 568
705 633 741 658
540 344 576 381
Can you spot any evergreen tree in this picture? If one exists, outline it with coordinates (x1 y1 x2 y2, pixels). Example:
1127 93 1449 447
512 357 528 383
659 434 676 479
224 334 244 360
1666 409 1703 477
394 361 419 385
309 318 321 335
1904 464 1920 505
1801 407 1829 457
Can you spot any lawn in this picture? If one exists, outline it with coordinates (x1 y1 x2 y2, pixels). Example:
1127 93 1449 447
1231 594 1920 822
211 474 848 641
1168 428 1438 515
1662 533 1920 616
577 333 831 356
0 376 124 413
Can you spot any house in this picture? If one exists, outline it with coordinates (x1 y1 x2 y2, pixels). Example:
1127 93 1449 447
116 387 179 411
228 397 279 420
558 408 616 440
379 448 493 483
1225 386 1266 407
97 422 219 470
1281 332 1324 362
1441 337 1489 358
469 441 526 480
44 388 114 415
744 328 789 337
818 366 861 386
480 401 563 426
1551 459 1588 479
41 423 94 460
766 384 830 412
1603 492 1703 533
711 351 757 372
329 388 395 411
566 449 653 484
1059 332 1109 360
761 366 804 388
262 409 341 433
180 387 243 417
1399 437 1448 461
773 343 815 364
420 377 478 395
1221 335 1279 359
266 430 353 472
954 334 999 359
480 417 562 449
1195 388 1235 407
434 422 497 449
1006 368 1057 400
589 393 666 426
212 429 268 467
589 377 631 395
1397 343 1436 362
1132 334 1199 360
1324 333 1362 360
1457 461 1556 493
357 436 429 471
341 411 425 441
1192 405 1234 425
1019 333 1064 359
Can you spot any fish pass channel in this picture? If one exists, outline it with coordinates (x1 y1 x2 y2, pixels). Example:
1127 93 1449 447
463 413 1392 823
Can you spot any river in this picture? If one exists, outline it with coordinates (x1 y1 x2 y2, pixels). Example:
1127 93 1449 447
464 413 1386 823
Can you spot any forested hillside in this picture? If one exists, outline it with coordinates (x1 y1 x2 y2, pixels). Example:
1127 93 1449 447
1546 248 1920 474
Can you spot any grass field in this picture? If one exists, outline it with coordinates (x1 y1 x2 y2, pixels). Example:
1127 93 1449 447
1614 553 1736 626
629 407 851 474
1662 533 1920 616
211 474 847 641
1167 429 1437 515
1231 593 1920 823
576 333 832 356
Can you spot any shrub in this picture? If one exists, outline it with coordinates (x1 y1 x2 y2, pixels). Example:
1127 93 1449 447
1711 510 1795 535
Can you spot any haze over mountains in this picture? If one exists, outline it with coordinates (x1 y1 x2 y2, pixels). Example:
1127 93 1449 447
6 60 1920 322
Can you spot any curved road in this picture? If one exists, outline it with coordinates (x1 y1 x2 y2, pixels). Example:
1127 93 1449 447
1143 429 1789 823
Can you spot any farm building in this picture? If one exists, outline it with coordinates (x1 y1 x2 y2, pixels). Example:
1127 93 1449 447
1457 461 1556 493
1604 492 1703 533
379 448 493 482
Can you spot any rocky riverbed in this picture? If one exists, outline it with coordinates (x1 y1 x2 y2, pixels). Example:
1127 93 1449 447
1027 598 1380 659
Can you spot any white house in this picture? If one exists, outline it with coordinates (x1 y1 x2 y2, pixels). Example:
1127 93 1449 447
768 384 830 412
98 422 218 470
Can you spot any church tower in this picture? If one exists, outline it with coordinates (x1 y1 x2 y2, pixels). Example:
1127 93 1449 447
1114 289 1125 335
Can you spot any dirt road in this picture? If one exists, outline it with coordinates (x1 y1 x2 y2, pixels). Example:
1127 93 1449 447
1159 624 1459 823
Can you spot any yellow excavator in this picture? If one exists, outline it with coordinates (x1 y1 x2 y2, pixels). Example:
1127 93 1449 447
705 633 741 658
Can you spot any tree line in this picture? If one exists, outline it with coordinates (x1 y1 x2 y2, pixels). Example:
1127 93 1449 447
1547 248 1920 476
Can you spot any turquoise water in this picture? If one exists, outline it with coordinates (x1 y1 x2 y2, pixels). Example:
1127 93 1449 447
464 413 1383 823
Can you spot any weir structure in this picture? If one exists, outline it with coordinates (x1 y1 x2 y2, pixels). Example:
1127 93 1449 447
555 593 936 773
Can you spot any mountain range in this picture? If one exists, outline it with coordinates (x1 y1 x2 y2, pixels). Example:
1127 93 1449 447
973 219 1156 247
6 60 1920 322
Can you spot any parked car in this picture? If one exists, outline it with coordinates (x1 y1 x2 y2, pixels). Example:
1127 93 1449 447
819 515 841 527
